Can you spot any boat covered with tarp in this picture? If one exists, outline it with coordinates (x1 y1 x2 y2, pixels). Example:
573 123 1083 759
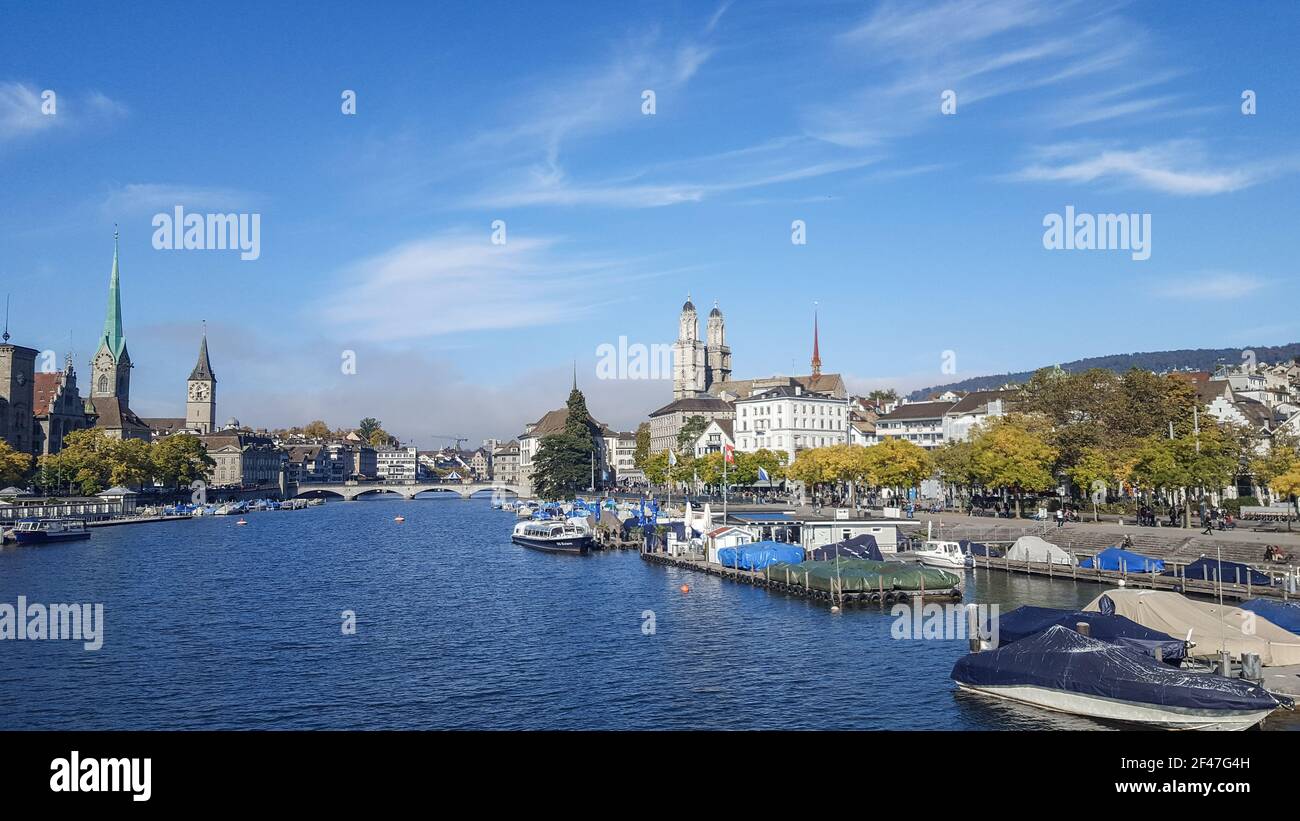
762 558 960 593
1164 557 1272 586
806 534 883 562
952 625 1289 730
996 605 1185 662
1240 598 1300 634
1085 589 1300 666
1005 535 1075 565
1079 546 1165 573
716 541 804 571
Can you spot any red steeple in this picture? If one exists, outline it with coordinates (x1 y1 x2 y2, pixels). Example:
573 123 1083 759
811 311 822 378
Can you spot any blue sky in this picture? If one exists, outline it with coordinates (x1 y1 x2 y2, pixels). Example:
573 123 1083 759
2 0 1298 445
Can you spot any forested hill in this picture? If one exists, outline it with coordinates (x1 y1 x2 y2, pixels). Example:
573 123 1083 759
906 344 1300 401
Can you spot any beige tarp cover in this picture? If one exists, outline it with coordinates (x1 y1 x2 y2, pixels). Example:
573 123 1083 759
1005 535 1075 566
1084 589 1300 666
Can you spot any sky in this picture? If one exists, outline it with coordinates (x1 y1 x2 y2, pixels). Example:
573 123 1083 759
2 0 1298 447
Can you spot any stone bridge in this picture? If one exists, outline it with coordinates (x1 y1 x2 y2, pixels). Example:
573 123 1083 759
293 482 522 501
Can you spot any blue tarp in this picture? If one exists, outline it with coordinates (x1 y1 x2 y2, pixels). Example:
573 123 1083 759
1241 599 1300 634
997 605 1185 662
952 625 1282 712
1165 557 1272 586
717 540 805 570
807 534 883 562
1079 546 1165 573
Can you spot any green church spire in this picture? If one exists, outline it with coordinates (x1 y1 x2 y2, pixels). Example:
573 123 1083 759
102 227 126 358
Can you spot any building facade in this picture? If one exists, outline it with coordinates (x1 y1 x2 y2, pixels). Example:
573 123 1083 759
186 332 217 434
733 385 848 462
0 339 38 455
647 395 735 454
376 445 419 481
33 356 93 455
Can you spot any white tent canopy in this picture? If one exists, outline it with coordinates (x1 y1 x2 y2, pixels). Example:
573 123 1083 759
1005 535 1075 566
1085 588 1300 667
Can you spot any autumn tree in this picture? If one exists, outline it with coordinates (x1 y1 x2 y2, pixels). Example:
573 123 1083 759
970 416 1058 517
0 439 32 487
633 423 651 469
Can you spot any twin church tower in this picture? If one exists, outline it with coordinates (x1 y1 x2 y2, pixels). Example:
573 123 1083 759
672 296 732 399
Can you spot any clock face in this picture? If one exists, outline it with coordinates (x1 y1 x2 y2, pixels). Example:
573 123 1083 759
190 383 210 401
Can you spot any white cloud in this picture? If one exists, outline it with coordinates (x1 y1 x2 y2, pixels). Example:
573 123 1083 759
317 231 665 342
1010 140 1269 195
0 82 126 141
1156 273 1268 300
101 183 258 215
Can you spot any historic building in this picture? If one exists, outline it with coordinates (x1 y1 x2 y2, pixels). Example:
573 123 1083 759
199 421 286 489
34 354 94 454
647 395 735 454
186 331 217 434
706 312 845 402
672 297 732 399
0 330 38 455
87 233 150 441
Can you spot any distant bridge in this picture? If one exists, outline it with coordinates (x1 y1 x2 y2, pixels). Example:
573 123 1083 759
293 482 522 501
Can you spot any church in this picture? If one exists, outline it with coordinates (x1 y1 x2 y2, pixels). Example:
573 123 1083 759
671 296 732 399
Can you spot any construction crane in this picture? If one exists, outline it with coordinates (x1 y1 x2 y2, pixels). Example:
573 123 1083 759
428 436 470 449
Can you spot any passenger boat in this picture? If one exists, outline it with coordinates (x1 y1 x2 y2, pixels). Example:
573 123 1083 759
11 519 92 544
899 539 970 570
952 625 1291 730
511 519 593 555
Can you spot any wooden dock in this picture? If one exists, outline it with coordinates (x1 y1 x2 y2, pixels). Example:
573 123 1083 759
970 550 1298 603
640 550 962 608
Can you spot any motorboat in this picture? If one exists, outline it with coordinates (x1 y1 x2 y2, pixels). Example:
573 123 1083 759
899 539 970 570
952 625 1291 730
11 519 92 544
511 519 593 555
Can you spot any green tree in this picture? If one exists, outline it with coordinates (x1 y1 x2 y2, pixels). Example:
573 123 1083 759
0 439 32 486
109 438 153 488
1067 447 1112 521
303 420 331 440
865 438 935 498
970 416 1058 517
676 415 709 452
151 434 215 489
357 418 382 441
934 440 978 502
633 423 651 469
642 451 670 485
531 383 598 499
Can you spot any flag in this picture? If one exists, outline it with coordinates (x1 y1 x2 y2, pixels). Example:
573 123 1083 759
758 466 771 483
724 444 735 465
668 449 677 466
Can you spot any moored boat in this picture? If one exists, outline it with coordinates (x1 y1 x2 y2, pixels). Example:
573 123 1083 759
898 539 970 570
952 625 1290 730
12 518 92 544
511 519 593 554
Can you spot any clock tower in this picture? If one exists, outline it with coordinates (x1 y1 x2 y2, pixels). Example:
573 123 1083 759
186 328 216 434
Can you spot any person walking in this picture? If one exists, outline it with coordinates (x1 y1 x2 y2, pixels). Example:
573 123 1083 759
1055 507 1064 529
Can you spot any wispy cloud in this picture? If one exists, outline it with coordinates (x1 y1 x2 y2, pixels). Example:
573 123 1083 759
318 231 666 342
100 183 259 214
1156 272 1268 300
1010 140 1275 195
0 81 126 141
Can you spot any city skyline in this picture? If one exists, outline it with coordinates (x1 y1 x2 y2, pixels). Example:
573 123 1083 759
3 1 1298 445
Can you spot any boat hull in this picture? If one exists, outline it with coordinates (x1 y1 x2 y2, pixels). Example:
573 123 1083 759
13 531 91 544
955 682 1274 730
511 534 592 555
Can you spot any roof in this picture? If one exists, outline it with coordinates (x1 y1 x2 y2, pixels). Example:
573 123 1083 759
101 234 127 359
142 417 188 434
876 400 957 421
649 396 735 416
946 389 1016 415
523 407 610 438
1234 397 1284 428
88 397 151 432
708 373 847 401
728 512 795 522
739 384 837 401
189 334 216 381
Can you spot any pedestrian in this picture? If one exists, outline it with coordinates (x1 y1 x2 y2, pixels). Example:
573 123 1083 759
1055 507 1064 529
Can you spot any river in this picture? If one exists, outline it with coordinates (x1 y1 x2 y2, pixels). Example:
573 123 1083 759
2 497 1296 731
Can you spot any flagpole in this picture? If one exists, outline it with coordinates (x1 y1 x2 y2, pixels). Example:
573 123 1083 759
723 449 728 522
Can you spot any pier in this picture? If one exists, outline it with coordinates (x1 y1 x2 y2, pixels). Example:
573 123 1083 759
640 549 963 608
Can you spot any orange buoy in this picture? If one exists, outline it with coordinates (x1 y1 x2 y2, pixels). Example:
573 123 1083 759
679 584 690 594
235 519 248 526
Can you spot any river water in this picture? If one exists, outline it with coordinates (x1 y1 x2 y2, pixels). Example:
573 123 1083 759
2 497 1296 730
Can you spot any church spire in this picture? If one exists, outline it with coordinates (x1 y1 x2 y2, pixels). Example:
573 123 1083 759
103 226 126 358
189 321 216 381
811 310 822 379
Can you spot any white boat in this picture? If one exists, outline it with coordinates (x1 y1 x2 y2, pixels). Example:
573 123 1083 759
953 625 1290 730
900 539 970 570
511 519 593 555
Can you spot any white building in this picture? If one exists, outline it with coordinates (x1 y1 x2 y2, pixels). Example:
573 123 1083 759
874 400 956 449
941 390 1014 442
733 385 848 462
691 418 735 458
375 445 419 481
